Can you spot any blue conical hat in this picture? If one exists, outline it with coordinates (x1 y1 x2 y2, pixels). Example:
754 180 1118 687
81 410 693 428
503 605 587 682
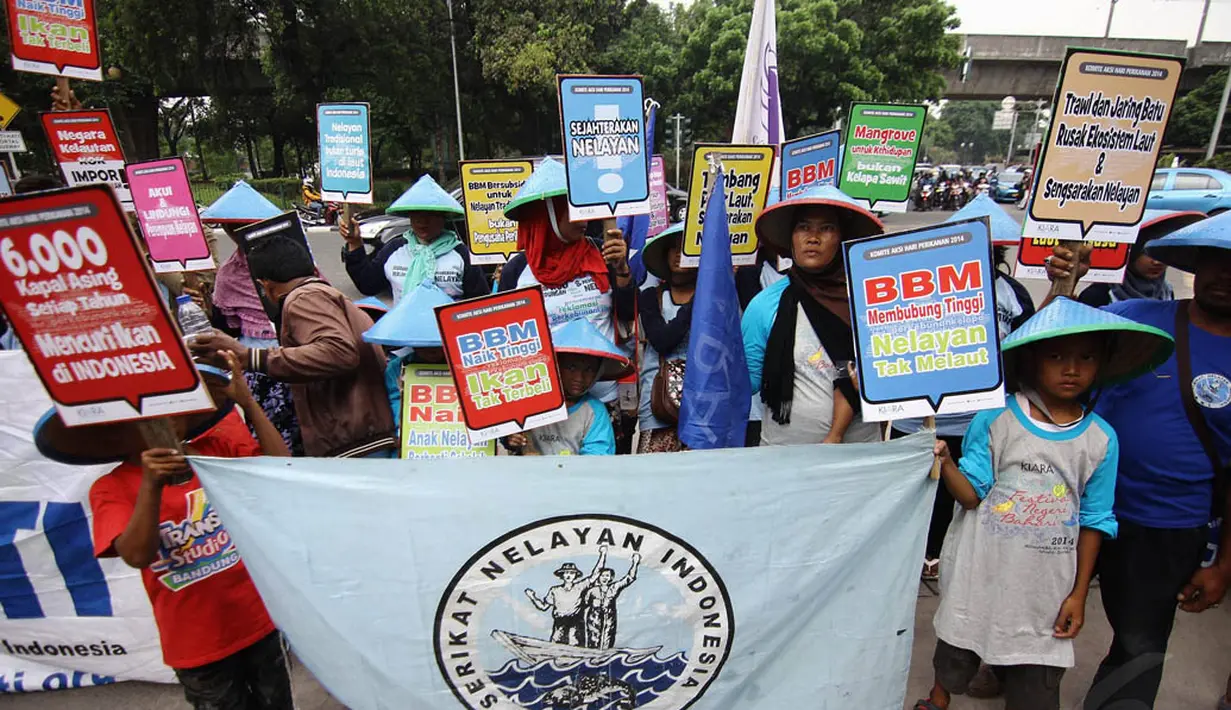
504 157 568 221
641 222 687 280
755 184 883 255
1144 209 1227 273
1002 297 1173 384
387 175 464 216
200 181 282 224
353 296 390 322
550 318 629 379
946 194 1022 246
362 285 452 348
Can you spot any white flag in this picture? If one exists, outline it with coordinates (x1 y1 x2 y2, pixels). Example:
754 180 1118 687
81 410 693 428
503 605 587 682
732 0 784 146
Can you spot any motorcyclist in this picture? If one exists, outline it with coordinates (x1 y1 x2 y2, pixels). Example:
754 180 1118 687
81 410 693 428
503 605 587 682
302 177 323 212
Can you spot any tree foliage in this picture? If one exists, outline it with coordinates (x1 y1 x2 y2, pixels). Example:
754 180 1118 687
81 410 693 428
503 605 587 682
1165 69 1230 152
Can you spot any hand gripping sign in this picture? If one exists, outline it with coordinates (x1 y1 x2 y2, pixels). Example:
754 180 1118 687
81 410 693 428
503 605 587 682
1024 48 1184 245
781 130 841 200
680 144 775 268
435 286 567 443
0 185 212 426
126 157 214 273
844 217 1005 422
6 0 103 81
41 110 132 210
838 104 926 213
316 103 373 204
557 75 651 221
460 159 534 265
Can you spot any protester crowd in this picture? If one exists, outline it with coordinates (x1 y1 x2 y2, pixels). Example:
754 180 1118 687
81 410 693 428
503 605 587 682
4 150 1229 710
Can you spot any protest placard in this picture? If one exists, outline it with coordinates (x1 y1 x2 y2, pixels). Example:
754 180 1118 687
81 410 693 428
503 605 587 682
6 0 102 80
0 91 20 129
0 130 27 152
435 286 566 443
401 365 497 458
781 130 841 200
844 217 1004 421
1016 236 1131 282
648 155 670 237
0 185 213 426
460 159 534 265
838 104 926 213
557 75 650 221
1024 48 1183 245
41 110 131 210
316 103 373 204
233 210 312 256
126 157 213 273
0 163 10 197
680 144 774 268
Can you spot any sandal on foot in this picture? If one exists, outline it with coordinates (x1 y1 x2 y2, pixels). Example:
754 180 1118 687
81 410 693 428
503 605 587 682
914 701 944 710
922 559 940 581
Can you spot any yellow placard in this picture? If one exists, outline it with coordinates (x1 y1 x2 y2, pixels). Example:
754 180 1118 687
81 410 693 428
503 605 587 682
401 365 497 459
0 93 20 130
681 144 775 267
460 159 534 265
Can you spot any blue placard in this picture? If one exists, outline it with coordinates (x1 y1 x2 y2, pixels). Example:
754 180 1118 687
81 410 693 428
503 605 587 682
845 217 1004 421
317 103 373 204
780 130 840 200
0 163 10 197
557 75 650 220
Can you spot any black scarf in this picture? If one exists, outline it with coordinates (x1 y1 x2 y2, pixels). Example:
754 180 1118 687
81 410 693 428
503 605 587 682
761 270 859 425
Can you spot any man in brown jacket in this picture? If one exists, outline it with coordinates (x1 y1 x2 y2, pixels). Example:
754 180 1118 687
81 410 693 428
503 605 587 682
192 236 396 458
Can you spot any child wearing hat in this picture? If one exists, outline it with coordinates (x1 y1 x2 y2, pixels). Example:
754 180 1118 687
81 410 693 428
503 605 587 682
81 356 294 709
362 283 455 433
916 298 1174 710
340 175 488 304
505 320 626 456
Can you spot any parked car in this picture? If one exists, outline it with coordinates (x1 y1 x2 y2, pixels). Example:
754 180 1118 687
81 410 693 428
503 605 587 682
1147 168 1231 215
665 184 689 223
991 171 1027 203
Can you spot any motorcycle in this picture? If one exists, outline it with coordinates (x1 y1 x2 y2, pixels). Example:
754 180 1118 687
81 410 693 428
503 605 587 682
915 183 934 211
975 179 990 198
295 201 339 227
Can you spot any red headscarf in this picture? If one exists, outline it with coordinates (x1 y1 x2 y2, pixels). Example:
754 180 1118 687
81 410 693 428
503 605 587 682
516 202 610 292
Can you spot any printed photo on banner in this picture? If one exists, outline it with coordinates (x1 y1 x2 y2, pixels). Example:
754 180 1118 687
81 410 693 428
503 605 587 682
125 157 213 273
647 155 669 238
681 144 774 268
460 159 534 265
6 0 103 80
838 103 926 213
1024 48 1184 244
435 286 567 443
844 217 1004 421
401 365 496 458
40 110 132 210
781 130 840 200
1016 236 1131 282
316 103 373 204
557 75 650 221
0 185 213 426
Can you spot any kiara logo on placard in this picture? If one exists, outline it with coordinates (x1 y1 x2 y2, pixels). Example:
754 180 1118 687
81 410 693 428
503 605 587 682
150 489 240 591
435 515 733 710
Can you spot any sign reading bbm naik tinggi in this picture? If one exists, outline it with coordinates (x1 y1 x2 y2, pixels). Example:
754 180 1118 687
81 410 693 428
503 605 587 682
1025 48 1184 244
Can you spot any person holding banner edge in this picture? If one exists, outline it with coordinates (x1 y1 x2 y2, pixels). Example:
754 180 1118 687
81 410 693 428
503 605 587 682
1045 212 1231 710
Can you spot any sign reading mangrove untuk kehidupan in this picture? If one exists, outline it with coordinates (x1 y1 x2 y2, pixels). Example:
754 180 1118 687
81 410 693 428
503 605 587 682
838 103 926 213
1024 48 1184 245
845 217 1004 421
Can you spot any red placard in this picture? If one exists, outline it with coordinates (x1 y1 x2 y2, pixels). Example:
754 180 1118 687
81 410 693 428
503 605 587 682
6 0 103 81
0 185 213 426
435 286 567 443
41 110 132 209
1015 236 1131 283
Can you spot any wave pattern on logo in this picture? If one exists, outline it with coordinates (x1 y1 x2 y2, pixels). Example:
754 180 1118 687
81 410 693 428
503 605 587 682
490 652 688 709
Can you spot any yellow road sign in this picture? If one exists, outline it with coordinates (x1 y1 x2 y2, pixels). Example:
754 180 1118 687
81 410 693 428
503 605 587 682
0 93 20 129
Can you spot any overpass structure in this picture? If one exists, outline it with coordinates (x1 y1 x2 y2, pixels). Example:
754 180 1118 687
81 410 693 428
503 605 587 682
943 35 1231 101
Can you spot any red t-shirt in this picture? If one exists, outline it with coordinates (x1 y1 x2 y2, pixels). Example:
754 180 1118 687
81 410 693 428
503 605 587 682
89 410 275 669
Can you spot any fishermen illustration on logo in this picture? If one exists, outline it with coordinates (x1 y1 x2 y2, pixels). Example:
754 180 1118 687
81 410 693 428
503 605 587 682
435 515 732 710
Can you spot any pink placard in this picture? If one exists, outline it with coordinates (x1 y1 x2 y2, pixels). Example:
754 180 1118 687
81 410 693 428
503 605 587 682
125 157 214 273
648 156 669 238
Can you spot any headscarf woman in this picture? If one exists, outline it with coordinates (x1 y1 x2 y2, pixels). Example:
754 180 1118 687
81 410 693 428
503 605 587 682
742 185 883 446
1078 209 1206 308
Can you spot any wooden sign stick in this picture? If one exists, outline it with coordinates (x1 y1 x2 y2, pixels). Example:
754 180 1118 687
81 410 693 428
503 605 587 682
1047 239 1086 299
924 415 941 480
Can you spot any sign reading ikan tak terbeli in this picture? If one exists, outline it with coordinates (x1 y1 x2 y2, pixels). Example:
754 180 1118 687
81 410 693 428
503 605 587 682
845 217 1004 422
1025 48 1184 244
0 185 213 426
557 75 651 221
41 110 132 210
316 103 373 204
838 103 926 213
6 0 103 80
126 157 214 273
435 286 567 443
680 144 775 268
460 159 534 265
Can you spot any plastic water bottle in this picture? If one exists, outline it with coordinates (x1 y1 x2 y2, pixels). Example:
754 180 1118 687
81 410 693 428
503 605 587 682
176 294 212 339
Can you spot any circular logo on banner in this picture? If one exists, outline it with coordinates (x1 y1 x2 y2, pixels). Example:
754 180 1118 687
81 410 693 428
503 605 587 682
1193 373 1231 410
434 515 733 710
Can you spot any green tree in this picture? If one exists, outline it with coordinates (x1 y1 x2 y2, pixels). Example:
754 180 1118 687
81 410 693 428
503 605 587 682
1165 69 1230 152
935 100 1008 163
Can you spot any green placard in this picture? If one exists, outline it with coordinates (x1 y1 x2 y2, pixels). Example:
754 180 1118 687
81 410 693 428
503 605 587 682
401 365 496 459
838 103 927 212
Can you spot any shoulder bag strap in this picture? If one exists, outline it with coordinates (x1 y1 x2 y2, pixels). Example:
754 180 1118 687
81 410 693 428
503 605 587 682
1174 300 1227 517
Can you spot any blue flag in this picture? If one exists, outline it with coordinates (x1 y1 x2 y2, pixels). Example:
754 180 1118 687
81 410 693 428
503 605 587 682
622 103 657 285
678 170 752 449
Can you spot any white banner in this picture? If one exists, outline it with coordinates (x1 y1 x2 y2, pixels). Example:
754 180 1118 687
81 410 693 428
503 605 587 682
0 352 173 693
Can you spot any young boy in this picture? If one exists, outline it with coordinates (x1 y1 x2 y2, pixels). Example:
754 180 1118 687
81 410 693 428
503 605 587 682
86 354 294 709
915 298 1174 710
506 320 627 456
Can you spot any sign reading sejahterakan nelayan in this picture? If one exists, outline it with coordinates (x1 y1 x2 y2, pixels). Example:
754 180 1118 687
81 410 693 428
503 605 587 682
838 103 926 213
